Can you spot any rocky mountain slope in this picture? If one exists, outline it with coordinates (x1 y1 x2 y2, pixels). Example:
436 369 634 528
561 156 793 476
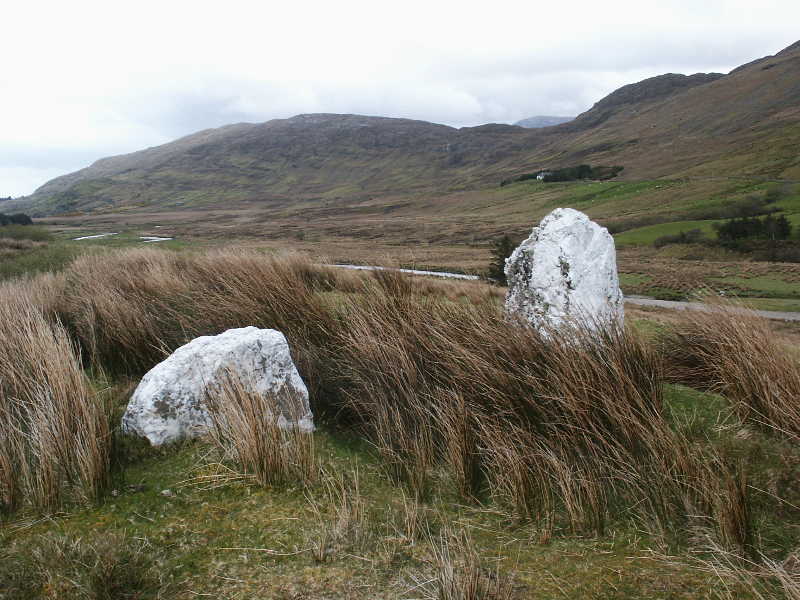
15 40 800 216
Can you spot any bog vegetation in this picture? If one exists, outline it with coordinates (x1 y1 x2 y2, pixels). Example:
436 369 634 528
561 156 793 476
1 248 800 598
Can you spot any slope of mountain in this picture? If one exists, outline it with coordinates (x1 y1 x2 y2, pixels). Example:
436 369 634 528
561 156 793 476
514 115 574 128
15 40 800 216
563 72 724 131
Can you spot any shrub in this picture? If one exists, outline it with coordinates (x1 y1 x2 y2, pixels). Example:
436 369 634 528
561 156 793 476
0 223 51 241
0 212 33 226
653 228 709 248
715 214 792 243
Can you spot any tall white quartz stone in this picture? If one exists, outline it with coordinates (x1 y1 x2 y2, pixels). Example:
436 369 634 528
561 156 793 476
504 208 624 332
121 327 313 446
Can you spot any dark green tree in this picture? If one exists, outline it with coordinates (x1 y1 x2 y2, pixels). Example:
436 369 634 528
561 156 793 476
488 234 516 285
773 214 792 240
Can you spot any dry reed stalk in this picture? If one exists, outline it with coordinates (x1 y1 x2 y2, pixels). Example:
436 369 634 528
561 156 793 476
686 538 800 600
432 390 485 502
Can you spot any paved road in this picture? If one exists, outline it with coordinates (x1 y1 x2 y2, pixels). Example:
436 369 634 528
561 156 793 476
625 295 800 322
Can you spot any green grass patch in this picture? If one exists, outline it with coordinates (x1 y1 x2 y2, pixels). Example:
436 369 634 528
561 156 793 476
0 241 82 280
614 219 719 247
0 428 724 599
664 384 729 438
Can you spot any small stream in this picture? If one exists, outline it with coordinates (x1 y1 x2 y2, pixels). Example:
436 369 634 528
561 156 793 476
329 264 479 280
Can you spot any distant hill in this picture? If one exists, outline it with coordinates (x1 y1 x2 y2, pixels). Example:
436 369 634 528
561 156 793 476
514 116 574 128
13 40 800 216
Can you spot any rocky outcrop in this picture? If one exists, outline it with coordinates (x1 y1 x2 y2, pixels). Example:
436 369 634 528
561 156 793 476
121 327 312 446
504 208 624 333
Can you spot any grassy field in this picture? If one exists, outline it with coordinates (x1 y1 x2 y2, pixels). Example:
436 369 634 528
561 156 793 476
2 249 800 598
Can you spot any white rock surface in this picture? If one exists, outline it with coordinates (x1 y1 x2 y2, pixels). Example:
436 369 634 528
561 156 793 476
121 327 313 446
504 208 624 332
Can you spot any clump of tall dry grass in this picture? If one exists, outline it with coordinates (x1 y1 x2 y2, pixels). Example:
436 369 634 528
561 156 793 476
335 287 695 531
57 249 349 376
661 299 800 439
0 296 110 514
205 372 316 487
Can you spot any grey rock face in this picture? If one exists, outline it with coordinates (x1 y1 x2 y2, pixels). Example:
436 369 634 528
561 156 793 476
504 208 624 333
121 327 313 446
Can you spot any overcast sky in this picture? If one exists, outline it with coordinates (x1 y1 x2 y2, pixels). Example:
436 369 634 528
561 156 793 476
2 0 799 197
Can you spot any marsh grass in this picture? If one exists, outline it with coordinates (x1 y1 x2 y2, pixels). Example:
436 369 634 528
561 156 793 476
305 468 372 562
0 296 110 514
680 539 800 600
661 297 800 439
0 248 746 536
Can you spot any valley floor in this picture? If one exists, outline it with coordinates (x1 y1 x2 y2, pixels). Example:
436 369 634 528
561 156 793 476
26 175 800 310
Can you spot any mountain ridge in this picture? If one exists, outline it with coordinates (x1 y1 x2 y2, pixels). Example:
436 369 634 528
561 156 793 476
13 40 800 216
514 116 574 128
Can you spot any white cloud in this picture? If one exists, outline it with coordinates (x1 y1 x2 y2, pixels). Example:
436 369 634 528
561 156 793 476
2 0 799 195
0 167 77 198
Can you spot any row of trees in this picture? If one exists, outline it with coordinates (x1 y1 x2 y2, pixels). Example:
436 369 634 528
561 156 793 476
714 214 792 242
0 212 33 226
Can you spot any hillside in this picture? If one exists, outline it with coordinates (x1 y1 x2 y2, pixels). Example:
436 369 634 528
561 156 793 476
18 116 535 215
13 40 800 216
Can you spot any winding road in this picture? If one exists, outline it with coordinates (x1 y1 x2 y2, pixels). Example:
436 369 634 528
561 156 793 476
624 295 800 322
